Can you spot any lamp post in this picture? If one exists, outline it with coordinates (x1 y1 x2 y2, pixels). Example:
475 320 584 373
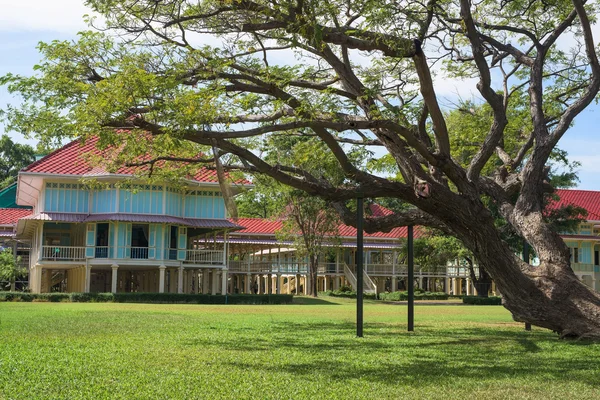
356 196 364 338
408 225 414 332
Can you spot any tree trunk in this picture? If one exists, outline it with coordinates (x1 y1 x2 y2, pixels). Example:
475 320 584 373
310 256 318 298
454 210 600 340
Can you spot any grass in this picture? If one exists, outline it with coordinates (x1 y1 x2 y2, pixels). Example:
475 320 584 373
0 297 599 400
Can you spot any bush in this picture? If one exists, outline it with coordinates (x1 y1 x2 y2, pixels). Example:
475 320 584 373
462 296 503 305
0 292 294 305
320 290 378 300
379 291 449 301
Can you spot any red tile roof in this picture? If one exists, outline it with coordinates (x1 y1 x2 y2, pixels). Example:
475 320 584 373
0 208 33 225
231 204 424 240
22 136 251 185
550 189 600 220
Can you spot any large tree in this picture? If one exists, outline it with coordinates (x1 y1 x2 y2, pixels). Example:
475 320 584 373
2 0 600 338
0 135 35 189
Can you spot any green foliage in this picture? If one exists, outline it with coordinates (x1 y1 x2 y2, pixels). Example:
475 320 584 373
320 290 378 300
0 292 294 304
379 291 449 301
463 295 503 305
0 135 35 189
0 249 26 283
399 234 470 272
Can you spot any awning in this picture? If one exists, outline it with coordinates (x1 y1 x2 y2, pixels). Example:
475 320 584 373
22 212 244 231
21 212 88 223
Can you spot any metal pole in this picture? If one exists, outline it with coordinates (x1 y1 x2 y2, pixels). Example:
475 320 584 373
408 225 414 332
523 240 531 331
356 196 364 338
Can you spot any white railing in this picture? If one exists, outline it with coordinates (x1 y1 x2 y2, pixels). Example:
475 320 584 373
95 246 110 259
572 263 595 273
185 250 224 265
41 246 86 261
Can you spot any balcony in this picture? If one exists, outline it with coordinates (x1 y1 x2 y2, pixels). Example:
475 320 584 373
184 249 224 265
41 246 86 262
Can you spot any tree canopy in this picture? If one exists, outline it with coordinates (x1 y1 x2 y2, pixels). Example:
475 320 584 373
0 135 35 189
2 0 600 338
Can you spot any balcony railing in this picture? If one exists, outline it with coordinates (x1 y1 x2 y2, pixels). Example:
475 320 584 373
95 246 109 259
184 249 224 265
227 261 471 277
41 246 86 261
571 263 595 272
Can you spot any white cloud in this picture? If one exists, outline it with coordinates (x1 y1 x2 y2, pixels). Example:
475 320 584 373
0 0 93 33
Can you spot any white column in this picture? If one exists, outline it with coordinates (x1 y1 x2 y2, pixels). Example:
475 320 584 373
33 264 43 294
111 264 119 293
276 274 281 294
178 265 184 294
466 278 472 295
295 274 300 295
221 269 228 294
391 277 398 293
159 265 166 293
246 273 251 294
211 269 218 295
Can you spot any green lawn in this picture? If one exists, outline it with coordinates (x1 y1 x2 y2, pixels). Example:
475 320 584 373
1 298 599 400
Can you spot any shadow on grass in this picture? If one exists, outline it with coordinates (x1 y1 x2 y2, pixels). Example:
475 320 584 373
292 297 339 305
185 320 600 388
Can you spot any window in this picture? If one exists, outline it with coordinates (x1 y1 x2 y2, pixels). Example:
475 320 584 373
95 223 109 258
169 226 178 260
570 247 579 264
131 224 149 259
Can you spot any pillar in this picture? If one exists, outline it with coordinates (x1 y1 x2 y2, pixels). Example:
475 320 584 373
246 273 251 293
418 277 423 290
211 269 218 295
202 270 210 294
295 274 300 295
222 269 228 294
176 266 184 294
304 274 310 295
33 264 43 294
111 264 119 293
159 265 166 293
324 276 329 292
85 264 92 293
276 274 281 294
392 277 398 293
445 277 451 294
333 275 340 290
466 278 472 295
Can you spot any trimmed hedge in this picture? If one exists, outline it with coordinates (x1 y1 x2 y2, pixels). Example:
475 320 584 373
320 290 378 300
379 291 449 301
0 292 294 305
462 295 503 305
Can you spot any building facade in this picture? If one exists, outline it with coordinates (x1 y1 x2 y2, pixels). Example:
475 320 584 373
0 138 597 295
12 137 245 294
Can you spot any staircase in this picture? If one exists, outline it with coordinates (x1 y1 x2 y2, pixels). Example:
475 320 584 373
343 264 376 294
281 276 297 294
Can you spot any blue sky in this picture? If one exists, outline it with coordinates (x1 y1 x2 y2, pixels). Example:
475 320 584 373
1 0 598 189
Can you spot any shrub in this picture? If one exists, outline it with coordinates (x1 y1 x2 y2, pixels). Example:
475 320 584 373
462 296 502 305
0 292 293 305
320 290 378 300
379 291 449 301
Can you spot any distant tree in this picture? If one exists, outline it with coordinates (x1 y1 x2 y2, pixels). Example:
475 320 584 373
0 135 35 189
0 248 26 292
277 190 339 297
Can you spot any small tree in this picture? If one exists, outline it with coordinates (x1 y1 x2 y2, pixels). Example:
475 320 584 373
0 248 26 292
277 191 339 297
